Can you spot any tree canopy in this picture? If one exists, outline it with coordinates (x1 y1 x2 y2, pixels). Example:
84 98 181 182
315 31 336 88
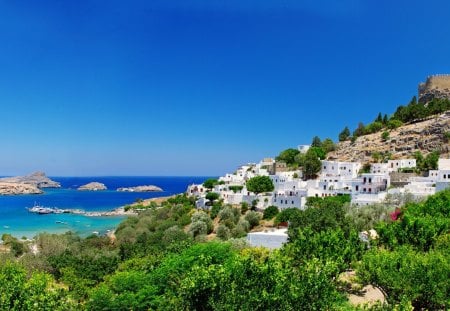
246 176 274 194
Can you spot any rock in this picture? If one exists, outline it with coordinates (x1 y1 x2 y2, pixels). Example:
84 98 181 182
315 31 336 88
78 182 107 191
0 172 60 188
0 182 43 195
117 185 163 192
328 111 450 163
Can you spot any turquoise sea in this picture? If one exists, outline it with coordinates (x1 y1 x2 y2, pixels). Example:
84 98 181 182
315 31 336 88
0 176 208 238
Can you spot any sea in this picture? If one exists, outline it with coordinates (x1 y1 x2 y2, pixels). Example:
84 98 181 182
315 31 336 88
0 176 209 239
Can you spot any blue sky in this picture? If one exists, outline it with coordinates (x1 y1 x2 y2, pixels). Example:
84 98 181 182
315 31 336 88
0 0 449 176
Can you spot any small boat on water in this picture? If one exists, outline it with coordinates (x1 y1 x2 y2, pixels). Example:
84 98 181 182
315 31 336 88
27 203 64 215
55 221 68 225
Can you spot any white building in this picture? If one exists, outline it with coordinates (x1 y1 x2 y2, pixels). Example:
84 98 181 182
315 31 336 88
371 163 390 174
247 228 288 249
436 169 450 192
438 158 450 170
351 173 390 205
321 160 361 179
387 159 416 172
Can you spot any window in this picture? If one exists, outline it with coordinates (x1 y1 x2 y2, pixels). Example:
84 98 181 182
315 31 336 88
356 185 359 191
369 178 372 183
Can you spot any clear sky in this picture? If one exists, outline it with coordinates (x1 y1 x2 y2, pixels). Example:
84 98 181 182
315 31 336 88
0 0 449 176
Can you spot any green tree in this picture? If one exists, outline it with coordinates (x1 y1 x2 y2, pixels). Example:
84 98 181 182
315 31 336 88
364 121 384 134
246 176 274 194
353 122 365 137
228 185 243 193
375 112 383 123
311 136 322 147
263 206 279 220
321 138 336 153
382 114 388 124
387 119 403 129
381 131 390 141
203 178 218 190
205 192 220 203
245 211 261 229
303 148 322 179
275 148 300 165
338 126 351 141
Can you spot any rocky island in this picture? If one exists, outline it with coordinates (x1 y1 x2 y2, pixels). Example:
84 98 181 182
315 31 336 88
77 182 107 191
0 182 43 195
117 185 163 192
0 172 61 188
0 172 60 195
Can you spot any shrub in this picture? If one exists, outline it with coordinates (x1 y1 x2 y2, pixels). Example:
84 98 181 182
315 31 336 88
263 206 279 220
240 202 249 215
188 221 207 237
245 211 261 229
381 131 389 141
387 119 403 129
216 225 231 240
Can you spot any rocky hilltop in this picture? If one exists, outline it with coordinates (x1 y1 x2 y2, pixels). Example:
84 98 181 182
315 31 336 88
78 182 107 191
117 185 163 192
328 111 450 163
0 172 60 188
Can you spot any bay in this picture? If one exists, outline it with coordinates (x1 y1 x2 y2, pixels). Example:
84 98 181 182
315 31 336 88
0 176 208 238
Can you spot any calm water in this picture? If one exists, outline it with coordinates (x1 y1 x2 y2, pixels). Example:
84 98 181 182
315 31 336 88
0 176 208 238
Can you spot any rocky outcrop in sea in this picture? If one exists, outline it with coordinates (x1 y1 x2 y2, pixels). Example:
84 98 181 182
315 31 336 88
0 182 43 195
117 185 163 192
0 172 61 188
78 182 107 191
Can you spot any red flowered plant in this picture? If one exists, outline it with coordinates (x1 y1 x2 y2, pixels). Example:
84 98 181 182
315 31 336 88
390 208 402 221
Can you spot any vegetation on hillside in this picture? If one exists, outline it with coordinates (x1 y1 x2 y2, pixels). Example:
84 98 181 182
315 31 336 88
1 189 448 309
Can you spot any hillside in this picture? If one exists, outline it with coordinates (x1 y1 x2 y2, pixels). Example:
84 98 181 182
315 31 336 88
328 111 450 163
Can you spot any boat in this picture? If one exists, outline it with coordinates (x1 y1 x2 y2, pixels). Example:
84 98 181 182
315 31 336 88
27 203 63 215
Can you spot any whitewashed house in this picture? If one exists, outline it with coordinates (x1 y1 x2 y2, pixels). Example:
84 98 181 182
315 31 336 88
371 163 390 174
387 159 416 172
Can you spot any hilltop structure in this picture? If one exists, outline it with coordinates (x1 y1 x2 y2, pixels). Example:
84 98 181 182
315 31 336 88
418 74 450 104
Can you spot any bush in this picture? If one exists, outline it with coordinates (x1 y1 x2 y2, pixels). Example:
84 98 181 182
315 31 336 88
381 131 390 141
263 206 279 220
216 225 231 240
240 202 249 215
191 211 213 234
244 211 261 229
188 221 207 237
387 119 403 129
219 207 240 229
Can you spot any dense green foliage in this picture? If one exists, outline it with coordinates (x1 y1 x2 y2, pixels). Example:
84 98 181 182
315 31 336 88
275 148 299 166
262 205 279 220
245 176 274 194
357 189 450 309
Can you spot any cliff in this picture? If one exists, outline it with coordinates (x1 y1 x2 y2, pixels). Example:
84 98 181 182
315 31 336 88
328 111 450 163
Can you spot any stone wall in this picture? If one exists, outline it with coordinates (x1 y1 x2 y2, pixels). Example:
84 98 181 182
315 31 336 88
418 74 450 104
